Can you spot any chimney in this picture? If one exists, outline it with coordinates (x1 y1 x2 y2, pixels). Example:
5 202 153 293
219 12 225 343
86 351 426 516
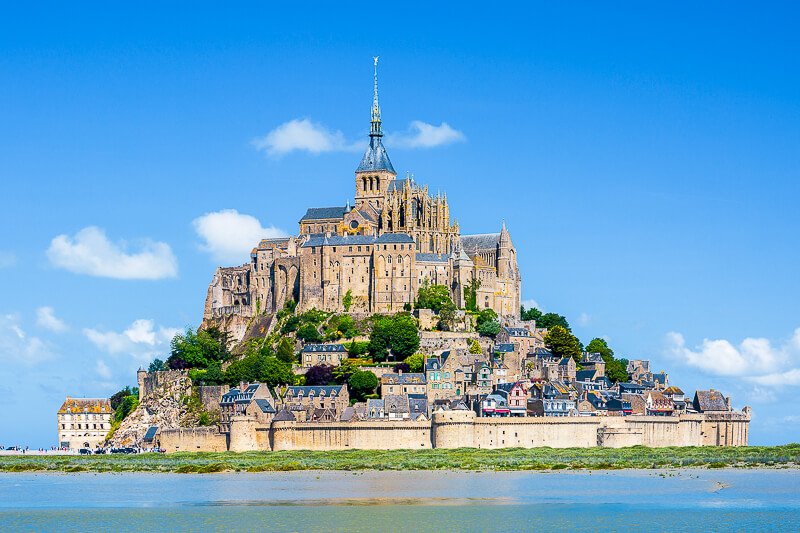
726 396 732 410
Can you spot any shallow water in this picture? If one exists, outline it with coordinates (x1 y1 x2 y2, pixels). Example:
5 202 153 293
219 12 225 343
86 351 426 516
1 469 798 531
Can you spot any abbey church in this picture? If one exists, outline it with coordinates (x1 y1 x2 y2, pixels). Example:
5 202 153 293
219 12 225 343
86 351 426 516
204 61 521 320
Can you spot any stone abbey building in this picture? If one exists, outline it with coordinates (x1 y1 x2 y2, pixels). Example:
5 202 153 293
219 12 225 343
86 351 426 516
205 61 521 320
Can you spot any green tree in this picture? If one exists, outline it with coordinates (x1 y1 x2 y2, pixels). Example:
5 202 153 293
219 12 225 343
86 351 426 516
465 278 481 312
224 354 294 388
476 308 501 338
348 370 378 402
469 339 482 354
148 358 165 372
404 353 425 372
520 306 571 331
437 300 458 331
368 313 420 361
333 360 358 384
110 386 137 410
297 323 323 343
342 289 353 312
544 325 583 362
112 395 139 424
276 337 296 364
166 327 229 370
415 280 453 313
345 340 370 358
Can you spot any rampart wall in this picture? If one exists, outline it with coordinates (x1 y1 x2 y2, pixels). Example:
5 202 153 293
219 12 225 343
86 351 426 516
163 411 750 452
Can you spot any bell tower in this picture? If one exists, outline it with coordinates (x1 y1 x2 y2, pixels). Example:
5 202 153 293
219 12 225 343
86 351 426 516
355 57 396 210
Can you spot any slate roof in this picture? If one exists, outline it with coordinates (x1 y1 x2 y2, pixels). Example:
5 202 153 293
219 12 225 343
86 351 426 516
302 343 347 353
143 426 159 442
494 343 516 353
284 385 344 397
357 136 395 173
384 394 410 414
220 388 240 405
618 382 646 393
460 233 500 252
302 234 377 248
387 177 412 192
416 253 449 263
581 352 604 364
375 233 414 244
575 370 597 382
503 327 531 337
253 399 276 414
652 372 668 385
381 372 427 385
558 357 573 367
273 409 296 422
300 206 348 222
694 390 729 412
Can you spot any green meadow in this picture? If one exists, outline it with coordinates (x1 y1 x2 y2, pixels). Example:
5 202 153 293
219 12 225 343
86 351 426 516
2 445 799 473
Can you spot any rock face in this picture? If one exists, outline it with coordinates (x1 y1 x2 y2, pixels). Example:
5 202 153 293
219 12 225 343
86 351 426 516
111 370 192 446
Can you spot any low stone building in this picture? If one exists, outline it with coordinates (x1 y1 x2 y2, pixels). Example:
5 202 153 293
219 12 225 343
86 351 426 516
57 397 113 450
301 343 348 368
219 383 276 432
381 372 427 396
276 385 349 418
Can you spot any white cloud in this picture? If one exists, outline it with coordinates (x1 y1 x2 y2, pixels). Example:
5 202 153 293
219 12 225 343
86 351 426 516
95 359 112 379
193 209 287 264
47 226 178 280
388 121 465 149
84 319 179 363
252 119 360 156
0 251 16 268
665 327 800 385
521 299 542 312
0 314 55 365
36 306 67 333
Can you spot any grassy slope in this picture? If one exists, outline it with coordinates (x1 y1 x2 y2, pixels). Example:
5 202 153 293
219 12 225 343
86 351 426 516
1 445 799 473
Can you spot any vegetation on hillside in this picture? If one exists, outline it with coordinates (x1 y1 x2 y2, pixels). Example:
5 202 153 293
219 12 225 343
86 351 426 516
368 313 420 361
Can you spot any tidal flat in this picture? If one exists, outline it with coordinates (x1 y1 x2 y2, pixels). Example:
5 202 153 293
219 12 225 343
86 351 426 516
1 469 799 532
1 445 799 473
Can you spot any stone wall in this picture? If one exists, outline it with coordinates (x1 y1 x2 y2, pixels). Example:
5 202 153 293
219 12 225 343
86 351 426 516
419 331 480 355
197 385 227 412
162 410 750 453
160 427 228 452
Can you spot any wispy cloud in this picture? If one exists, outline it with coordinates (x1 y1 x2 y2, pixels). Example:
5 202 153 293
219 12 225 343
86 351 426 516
387 121 465 149
36 306 68 333
0 314 55 365
577 312 591 327
665 327 800 387
84 319 179 364
193 209 287 264
47 226 178 280
521 299 543 311
95 359 112 379
252 119 361 156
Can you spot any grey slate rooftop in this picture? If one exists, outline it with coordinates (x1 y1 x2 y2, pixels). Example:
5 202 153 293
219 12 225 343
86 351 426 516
357 136 395 173
375 233 415 244
300 206 348 221
460 233 500 252
416 253 449 263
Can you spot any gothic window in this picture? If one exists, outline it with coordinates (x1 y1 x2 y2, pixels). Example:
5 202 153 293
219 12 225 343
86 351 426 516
376 176 381 190
397 255 402 264
387 256 392 264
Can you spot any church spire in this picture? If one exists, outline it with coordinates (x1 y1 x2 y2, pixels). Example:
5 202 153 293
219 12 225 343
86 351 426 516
370 56 382 137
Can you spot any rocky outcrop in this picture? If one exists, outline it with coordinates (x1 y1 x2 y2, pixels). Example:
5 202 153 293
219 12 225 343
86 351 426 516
110 371 192 446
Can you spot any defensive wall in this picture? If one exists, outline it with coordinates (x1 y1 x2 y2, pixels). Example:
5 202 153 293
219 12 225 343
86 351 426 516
160 410 749 452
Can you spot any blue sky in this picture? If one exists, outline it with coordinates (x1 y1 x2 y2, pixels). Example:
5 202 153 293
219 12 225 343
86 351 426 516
1 3 798 446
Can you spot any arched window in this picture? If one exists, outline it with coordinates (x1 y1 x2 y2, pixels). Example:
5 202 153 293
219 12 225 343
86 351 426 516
376 176 381 190
387 256 392 264
397 255 402 264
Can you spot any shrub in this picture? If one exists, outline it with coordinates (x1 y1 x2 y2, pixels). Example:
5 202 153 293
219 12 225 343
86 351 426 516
404 353 425 373
305 364 335 386
297 323 323 343
368 313 420 361
348 370 378 402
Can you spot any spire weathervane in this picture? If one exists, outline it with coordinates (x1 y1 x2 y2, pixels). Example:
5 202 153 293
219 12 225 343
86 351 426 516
371 56 382 137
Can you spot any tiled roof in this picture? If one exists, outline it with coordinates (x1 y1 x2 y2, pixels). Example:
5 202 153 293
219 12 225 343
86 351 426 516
58 398 113 414
273 409 296 422
694 390 728 412
381 373 427 385
143 426 159 442
416 253 449 263
375 233 414 244
301 234 376 248
284 385 344 396
302 343 347 353
460 233 500 252
503 327 531 337
253 399 276 414
300 206 348 221
384 394 410 414
357 137 395 173
494 343 516 353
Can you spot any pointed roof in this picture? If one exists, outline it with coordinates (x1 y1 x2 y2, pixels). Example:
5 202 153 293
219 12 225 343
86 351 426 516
357 57 396 174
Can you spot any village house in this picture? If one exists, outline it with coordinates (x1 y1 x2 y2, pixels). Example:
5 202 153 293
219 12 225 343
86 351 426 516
276 385 349 419
557 357 577 382
645 390 674 416
381 371 427 396
481 391 510 417
663 386 686 412
301 343 348 368
57 397 114 450
220 383 276 432
579 352 606 377
425 352 460 399
495 381 528 416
